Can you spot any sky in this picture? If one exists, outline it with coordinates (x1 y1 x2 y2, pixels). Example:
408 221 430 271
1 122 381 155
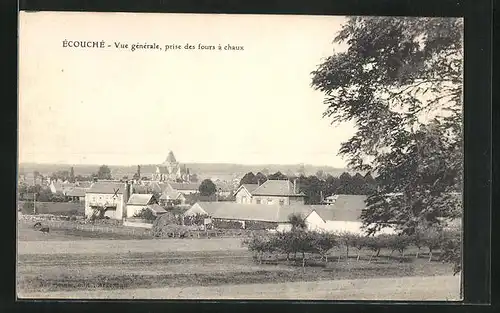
18 12 354 167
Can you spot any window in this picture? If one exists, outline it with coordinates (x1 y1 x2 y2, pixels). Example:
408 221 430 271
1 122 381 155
256 199 261 204
267 199 273 205
279 199 285 206
242 196 247 203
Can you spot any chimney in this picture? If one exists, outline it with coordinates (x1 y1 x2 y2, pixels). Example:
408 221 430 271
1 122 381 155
122 181 131 218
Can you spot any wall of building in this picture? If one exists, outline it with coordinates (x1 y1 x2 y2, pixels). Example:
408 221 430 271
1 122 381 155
126 204 148 218
235 188 252 204
85 193 124 220
305 211 327 231
251 196 289 205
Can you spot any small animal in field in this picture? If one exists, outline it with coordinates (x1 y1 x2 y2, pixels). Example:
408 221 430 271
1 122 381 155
33 222 49 234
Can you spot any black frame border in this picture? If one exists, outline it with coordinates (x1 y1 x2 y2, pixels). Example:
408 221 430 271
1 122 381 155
3 0 493 312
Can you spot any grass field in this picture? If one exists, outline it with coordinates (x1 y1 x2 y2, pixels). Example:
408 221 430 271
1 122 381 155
17 220 150 241
19 275 461 300
17 219 459 300
18 236 455 296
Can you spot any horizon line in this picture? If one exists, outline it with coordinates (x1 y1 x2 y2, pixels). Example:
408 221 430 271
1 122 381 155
18 161 349 169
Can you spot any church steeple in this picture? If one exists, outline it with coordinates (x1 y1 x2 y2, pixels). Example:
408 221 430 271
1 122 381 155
163 151 177 165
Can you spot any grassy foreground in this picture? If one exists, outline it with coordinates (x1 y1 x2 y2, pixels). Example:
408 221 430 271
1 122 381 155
18 250 453 293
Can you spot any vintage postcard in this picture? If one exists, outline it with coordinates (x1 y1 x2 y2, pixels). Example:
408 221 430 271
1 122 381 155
17 11 463 300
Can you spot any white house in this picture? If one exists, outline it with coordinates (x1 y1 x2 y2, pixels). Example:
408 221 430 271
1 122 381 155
234 180 306 205
234 184 259 204
126 193 157 218
85 181 130 220
306 195 397 235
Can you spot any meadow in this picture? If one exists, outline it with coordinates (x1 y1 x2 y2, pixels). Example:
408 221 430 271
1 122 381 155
18 222 456 298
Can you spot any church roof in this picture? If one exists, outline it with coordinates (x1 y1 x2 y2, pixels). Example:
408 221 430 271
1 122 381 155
163 151 177 164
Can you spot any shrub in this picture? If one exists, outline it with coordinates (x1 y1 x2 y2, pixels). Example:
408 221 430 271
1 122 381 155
133 208 157 223
212 219 243 229
245 220 278 230
183 213 208 226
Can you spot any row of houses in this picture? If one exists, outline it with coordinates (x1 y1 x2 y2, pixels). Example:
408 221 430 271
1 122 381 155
184 195 390 234
81 178 391 235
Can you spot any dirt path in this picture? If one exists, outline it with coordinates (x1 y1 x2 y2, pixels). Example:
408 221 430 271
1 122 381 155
18 238 245 255
19 275 461 301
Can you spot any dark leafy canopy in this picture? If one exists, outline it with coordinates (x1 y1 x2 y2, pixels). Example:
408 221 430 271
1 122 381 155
97 165 112 180
311 17 463 235
199 179 217 196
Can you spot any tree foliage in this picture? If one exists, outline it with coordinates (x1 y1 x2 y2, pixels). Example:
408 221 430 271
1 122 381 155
311 17 463 238
97 165 112 180
199 179 217 196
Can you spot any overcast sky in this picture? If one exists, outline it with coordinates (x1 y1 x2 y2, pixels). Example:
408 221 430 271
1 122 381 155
19 12 354 167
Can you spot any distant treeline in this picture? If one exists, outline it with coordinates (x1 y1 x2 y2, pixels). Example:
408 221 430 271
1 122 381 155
239 171 377 204
19 163 349 181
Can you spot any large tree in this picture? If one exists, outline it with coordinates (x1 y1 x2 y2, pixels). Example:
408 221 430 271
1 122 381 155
239 172 256 186
97 165 112 180
311 17 463 235
199 179 217 196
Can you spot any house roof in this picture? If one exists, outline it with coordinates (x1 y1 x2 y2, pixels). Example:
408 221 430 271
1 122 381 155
127 194 154 205
76 181 92 188
65 187 86 197
131 184 149 194
242 184 259 193
52 182 77 193
86 182 125 194
169 182 200 191
190 202 314 223
312 195 367 222
147 203 167 214
160 190 183 200
251 180 305 197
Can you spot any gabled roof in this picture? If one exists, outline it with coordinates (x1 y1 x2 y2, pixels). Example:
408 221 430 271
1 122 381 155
234 184 259 195
127 194 154 205
147 203 167 214
251 180 305 197
65 187 86 197
169 182 200 191
52 182 77 193
189 202 314 223
160 190 184 200
131 184 148 194
313 195 367 222
76 181 92 188
86 182 125 194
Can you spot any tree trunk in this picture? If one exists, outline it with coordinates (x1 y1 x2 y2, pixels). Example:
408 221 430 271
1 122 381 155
325 254 328 264
346 245 349 261
337 254 341 263
259 252 262 265
302 252 305 272
286 253 290 261
368 252 374 263
428 251 433 263
415 248 420 259
376 248 381 257
357 253 360 262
